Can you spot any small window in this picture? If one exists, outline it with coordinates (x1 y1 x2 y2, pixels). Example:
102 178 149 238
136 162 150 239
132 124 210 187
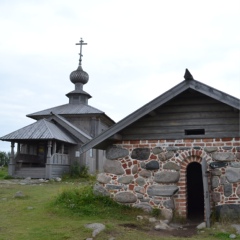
89 149 93 158
185 129 205 135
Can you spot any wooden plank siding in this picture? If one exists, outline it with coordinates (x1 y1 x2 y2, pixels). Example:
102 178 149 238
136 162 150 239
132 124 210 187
120 90 240 140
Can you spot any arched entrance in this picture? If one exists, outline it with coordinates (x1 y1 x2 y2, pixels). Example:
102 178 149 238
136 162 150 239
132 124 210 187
187 162 204 221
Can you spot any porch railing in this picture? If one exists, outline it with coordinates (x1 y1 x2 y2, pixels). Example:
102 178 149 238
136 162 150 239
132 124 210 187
50 153 69 165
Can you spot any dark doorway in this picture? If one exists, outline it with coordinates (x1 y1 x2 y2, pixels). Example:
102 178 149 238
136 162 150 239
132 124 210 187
187 162 204 221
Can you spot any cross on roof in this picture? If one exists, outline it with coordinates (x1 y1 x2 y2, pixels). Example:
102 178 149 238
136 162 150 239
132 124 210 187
76 38 87 66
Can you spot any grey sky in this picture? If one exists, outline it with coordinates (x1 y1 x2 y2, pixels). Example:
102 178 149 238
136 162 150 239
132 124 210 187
0 0 239 152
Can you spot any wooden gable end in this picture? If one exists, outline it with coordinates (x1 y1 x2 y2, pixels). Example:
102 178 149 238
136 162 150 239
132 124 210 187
120 89 240 140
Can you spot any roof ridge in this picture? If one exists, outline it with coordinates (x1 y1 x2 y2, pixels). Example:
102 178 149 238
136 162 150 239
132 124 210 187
51 112 91 140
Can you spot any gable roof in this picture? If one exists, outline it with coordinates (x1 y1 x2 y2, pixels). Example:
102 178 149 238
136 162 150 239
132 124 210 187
50 112 92 142
79 75 240 154
0 119 77 144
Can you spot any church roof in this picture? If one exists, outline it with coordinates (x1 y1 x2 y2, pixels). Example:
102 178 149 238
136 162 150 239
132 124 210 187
27 103 104 120
79 70 240 153
0 119 77 144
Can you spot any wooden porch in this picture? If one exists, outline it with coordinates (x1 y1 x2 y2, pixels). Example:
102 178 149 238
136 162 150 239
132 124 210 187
14 167 46 179
12 153 70 179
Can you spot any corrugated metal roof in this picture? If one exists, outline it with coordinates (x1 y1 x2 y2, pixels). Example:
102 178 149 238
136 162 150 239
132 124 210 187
0 119 77 144
27 103 103 118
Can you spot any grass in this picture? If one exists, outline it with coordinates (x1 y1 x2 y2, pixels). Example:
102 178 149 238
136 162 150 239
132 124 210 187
0 176 239 240
0 166 10 179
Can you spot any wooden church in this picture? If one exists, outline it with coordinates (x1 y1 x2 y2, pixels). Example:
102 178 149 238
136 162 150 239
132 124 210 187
80 69 240 222
0 39 115 179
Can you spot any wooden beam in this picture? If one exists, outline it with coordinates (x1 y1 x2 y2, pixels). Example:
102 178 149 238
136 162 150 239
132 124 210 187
109 133 122 141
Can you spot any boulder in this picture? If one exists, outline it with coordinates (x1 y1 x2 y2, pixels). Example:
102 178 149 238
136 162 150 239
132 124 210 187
158 151 174 161
106 184 123 190
152 147 163 154
147 185 179 197
224 183 232 197
93 184 110 197
134 186 145 194
161 209 173 221
163 199 175 209
131 148 150 160
135 177 145 186
114 192 137 203
134 202 152 212
225 167 240 183
215 204 240 221
166 146 178 152
236 186 240 197
212 152 235 161
212 192 221 202
154 171 180 183
103 159 125 175
146 161 159 170
163 162 180 171
106 145 129 160
118 175 134 184
97 173 111 184
211 169 222 176
229 162 240 168
139 169 151 178
211 176 219 189
85 223 105 237
204 147 218 153
132 164 138 174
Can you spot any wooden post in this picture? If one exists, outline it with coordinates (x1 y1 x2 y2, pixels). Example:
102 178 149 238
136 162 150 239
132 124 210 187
61 143 64 154
53 141 56 154
8 142 15 176
45 140 52 179
201 158 211 228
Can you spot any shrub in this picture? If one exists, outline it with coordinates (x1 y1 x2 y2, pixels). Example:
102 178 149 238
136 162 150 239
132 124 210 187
69 161 89 178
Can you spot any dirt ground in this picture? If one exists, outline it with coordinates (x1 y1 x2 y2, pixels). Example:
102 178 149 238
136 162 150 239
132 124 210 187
120 221 199 238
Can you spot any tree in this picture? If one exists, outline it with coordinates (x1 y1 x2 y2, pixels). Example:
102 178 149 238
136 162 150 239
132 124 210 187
0 151 10 166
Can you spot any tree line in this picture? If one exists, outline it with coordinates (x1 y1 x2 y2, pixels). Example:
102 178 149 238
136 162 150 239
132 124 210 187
0 151 10 166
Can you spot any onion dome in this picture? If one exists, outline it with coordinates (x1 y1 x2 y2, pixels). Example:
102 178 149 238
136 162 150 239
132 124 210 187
70 65 89 84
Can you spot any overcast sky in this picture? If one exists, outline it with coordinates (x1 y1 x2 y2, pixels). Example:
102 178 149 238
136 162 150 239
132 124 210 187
0 0 239 152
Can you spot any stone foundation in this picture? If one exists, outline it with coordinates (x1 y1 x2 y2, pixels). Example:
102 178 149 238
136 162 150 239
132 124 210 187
95 138 240 220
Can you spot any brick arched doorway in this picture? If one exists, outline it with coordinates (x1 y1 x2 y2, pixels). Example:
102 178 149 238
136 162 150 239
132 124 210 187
187 162 204 221
176 155 206 221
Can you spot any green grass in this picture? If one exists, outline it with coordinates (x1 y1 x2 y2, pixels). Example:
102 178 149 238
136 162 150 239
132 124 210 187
0 179 239 240
0 166 9 179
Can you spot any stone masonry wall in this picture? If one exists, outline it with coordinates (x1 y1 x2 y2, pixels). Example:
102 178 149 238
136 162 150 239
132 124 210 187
94 138 240 220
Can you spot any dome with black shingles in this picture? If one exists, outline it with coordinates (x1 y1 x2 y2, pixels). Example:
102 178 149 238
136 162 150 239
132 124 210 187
70 65 89 84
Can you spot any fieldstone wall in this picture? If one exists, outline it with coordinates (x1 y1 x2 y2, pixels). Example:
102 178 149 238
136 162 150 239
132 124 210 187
95 138 240 220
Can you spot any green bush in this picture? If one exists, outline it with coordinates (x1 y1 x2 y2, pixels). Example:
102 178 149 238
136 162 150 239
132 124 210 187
69 161 89 178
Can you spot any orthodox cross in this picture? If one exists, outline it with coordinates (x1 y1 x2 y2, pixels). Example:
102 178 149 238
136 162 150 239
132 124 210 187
76 38 87 66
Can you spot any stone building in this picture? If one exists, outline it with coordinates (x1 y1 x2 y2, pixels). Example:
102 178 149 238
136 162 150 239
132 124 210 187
0 39 115 179
80 69 240 222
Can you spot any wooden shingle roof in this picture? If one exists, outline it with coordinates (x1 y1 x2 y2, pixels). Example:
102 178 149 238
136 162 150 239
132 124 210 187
0 119 77 144
27 103 104 119
79 76 240 153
